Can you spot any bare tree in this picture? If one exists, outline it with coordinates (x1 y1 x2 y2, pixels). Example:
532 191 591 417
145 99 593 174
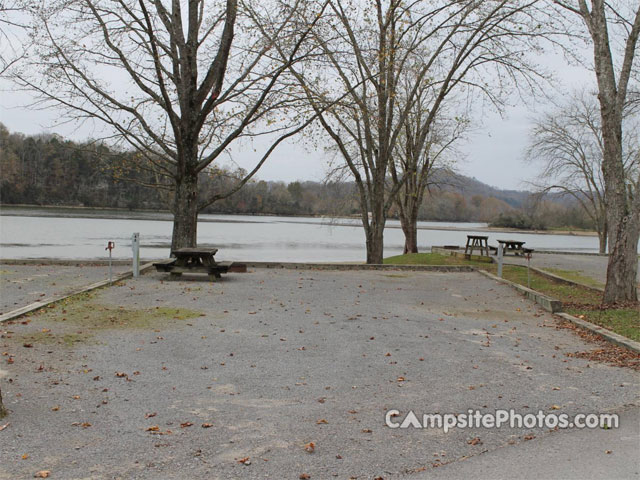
277 0 550 263
385 0 557 256
552 0 640 302
15 0 324 250
0 0 30 77
528 91 609 252
389 81 467 253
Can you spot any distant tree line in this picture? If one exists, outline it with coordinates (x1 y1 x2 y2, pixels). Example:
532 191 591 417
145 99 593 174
1 124 594 230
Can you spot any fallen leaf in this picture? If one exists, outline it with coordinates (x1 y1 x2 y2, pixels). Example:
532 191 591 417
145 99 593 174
524 435 535 440
0 423 9 432
316 419 328 424
304 442 315 453
34 471 50 478
237 456 251 465
146 426 160 432
145 412 157 418
201 423 213 428
299 474 311 479
22 453 29 460
467 437 482 445
180 422 194 428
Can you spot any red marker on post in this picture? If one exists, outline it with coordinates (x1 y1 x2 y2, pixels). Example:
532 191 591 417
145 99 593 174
106 241 115 282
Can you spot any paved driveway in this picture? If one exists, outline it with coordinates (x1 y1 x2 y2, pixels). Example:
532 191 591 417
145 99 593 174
1 269 638 479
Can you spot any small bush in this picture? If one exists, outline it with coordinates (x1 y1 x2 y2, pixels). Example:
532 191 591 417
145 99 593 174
489 212 546 230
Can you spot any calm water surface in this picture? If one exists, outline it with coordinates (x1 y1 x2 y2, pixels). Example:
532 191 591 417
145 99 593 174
0 206 610 262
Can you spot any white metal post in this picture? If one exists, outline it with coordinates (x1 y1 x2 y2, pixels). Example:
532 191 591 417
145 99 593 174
108 248 112 282
132 232 140 278
497 243 504 278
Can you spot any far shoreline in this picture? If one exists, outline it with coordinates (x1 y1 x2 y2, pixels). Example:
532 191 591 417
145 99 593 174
0 203 599 237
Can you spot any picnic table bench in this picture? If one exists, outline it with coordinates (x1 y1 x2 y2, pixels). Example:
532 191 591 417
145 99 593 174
464 235 490 257
497 239 526 256
154 247 232 281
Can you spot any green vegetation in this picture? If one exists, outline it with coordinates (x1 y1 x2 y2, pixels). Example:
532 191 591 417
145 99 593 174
543 268 604 288
383 252 489 266
15 294 202 347
484 265 638 341
564 307 640 342
485 265 602 304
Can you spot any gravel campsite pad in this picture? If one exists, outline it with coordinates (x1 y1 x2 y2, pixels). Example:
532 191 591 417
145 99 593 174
0 269 638 479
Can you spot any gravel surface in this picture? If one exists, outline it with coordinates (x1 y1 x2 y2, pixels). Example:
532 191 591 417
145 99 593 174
0 268 638 479
0 263 130 314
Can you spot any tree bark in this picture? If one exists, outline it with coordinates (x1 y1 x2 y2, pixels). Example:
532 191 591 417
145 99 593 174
366 219 385 264
171 173 199 251
598 219 607 255
604 215 639 303
399 205 419 254
364 175 387 264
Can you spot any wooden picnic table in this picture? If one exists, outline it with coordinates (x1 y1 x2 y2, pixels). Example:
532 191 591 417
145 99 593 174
464 235 489 257
154 247 232 280
497 239 526 256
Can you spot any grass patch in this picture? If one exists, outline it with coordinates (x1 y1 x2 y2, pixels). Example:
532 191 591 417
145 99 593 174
383 252 488 266
484 265 639 341
565 307 640 342
485 265 602 305
543 268 604 288
11 294 202 347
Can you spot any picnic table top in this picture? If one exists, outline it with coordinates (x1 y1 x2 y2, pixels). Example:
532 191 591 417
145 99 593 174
496 239 525 245
466 234 489 239
171 247 219 255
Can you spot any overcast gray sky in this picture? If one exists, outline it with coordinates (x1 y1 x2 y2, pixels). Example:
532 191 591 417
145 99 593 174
0 48 591 191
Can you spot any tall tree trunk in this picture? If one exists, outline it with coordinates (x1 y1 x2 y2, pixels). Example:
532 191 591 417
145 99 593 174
399 204 419 254
604 215 639 303
365 178 386 264
171 173 199 251
366 220 385 264
598 219 607 255
600 107 638 302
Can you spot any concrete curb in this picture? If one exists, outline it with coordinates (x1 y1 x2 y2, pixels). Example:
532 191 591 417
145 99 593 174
477 269 563 313
555 312 640 353
0 263 155 324
0 258 158 266
242 262 476 272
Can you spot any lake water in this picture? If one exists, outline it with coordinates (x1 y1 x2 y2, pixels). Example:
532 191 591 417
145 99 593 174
0 206 613 262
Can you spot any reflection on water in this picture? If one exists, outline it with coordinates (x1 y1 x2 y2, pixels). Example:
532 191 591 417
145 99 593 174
0 207 613 262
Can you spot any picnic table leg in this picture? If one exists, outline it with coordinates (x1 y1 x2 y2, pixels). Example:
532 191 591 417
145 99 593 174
208 272 222 281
